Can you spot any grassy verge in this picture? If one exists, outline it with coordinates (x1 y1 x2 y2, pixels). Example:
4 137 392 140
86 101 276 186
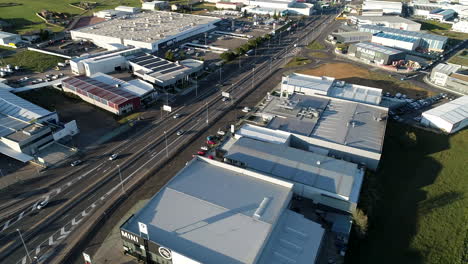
346 122 468 264
448 49 468 67
306 41 325 50
0 50 64 72
285 57 311 67
0 0 140 33
308 52 328 58
415 19 468 41
117 112 141 124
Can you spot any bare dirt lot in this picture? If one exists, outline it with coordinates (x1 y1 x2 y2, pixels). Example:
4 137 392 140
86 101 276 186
298 62 435 98
17 88 119 149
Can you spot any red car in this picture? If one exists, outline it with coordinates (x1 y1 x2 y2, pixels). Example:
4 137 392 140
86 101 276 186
197 151 206 156
207 140 216 145
208 155 214 160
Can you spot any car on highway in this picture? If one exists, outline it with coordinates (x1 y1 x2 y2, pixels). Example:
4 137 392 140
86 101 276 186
208 155 214 160
173 113 181 119
177 130 185 136
36 200 48 210
217 130 226 136
70 160 82 166
207 140 216 145
109 153 118 160
201 146 209 151
242 106 251 113
197 151 206 156
222 97 229 102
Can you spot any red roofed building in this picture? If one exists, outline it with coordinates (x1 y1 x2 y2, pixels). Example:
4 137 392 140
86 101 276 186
62 75 141 115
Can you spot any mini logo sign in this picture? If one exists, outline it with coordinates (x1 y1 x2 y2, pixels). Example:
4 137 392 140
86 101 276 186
158 247 172 260
121 230 139 243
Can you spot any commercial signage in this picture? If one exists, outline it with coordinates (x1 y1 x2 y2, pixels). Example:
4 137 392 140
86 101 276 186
221 92 230 98
121 230 140 244
159 247 172 260
138 222 148 236
163 105 172 112
83 252 92 264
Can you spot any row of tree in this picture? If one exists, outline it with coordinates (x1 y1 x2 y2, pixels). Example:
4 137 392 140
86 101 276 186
219 34 272 62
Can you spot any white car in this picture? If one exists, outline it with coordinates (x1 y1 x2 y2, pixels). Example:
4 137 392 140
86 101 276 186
242 107 251 113
70 160 82 166
173 113 181 119
37 200 48 210
201 146 209 151
109 153 118 160
177 130 184 136
217 130 226 136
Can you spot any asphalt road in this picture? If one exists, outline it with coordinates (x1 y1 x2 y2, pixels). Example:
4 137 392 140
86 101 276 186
0 14 337 264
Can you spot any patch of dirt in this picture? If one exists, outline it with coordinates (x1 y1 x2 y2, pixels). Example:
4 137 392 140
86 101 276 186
298 62 434 98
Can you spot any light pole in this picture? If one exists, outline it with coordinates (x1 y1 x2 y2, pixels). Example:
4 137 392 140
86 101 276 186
195 78 198 97
206 102 209 124
117 165 125 194
269 58 272 74
251 67 255 89
164 131 168 157
17 229 32 263
239 56 241 69
219 67 222 84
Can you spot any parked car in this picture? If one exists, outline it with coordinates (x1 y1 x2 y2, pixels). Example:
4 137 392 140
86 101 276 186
222 97 229 102
207 136 215 141
242 106 251 113
177 130 184 136
207 140 216 145
36 200 48 210
217 130 226 136
197 151 206 156
109 153 118 160
70 160 82 166
201 146 209 151
208 155 214 160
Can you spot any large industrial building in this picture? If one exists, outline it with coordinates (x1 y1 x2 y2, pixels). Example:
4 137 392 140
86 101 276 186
280 73 383 105
330 31 373 44
219 136 365 212
128 53 204 89
359 25 448 52
71 11 220 51
70 46 142 76
421 96 468 134
430 63 468 95
120 157 325 264
348 42 406 65
255 93 388 170
349 16 421 31
61 74 145 115
371 32 420 51
362 0 403 15
242 0 314 16
0 89 78 164
452 21 468 34
427 8 456 21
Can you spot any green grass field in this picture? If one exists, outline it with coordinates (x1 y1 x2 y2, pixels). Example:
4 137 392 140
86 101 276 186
0 50 64 72
306 41 325 50
448 49 468 67
285 57 311 67
346 122 468 264
0 0 141 34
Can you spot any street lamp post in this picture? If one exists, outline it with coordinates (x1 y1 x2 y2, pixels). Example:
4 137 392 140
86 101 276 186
17 229 32 263
251 67 255 89
195 79 198 97
117 165 125 194
164 131 168 157
219 67 222 84
206 102 209 124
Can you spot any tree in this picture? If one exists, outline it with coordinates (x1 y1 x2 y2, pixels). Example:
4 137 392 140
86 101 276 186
165 50 175 61
220 51 236 62
273 10 278 20
243 9 248 17
39 29 50 41
352 208 368 239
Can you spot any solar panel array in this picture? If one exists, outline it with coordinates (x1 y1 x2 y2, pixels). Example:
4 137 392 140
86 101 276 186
62 76 138 106
129 53 191 76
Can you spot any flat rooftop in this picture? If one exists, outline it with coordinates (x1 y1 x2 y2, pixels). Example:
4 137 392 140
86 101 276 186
5 123 49 142
225 137 363 199
374 32 419 43
354 15 420 24
359 24 448 42
90 72 154 97
263 94 388 153
73 11 220 43
353 41 403 55
422 96 468 125
121 157 294 264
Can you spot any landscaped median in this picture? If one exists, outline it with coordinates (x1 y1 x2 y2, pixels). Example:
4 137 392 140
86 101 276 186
285 57 311 68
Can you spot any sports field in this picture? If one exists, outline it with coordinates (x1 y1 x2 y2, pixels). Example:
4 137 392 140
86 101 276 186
0 0 140 33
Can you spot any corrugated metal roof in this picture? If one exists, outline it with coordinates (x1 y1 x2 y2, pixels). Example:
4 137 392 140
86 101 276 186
225 137 362 197
422 96 468 125
359 24 448 41
90 72 154 97
0 89 52 122
62 76 138 105
121 157 293 264
374 32 419 43
353 41 403 55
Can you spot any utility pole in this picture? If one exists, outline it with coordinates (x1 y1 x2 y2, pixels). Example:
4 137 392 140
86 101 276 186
251 67 255 89
17 229 32 263
269 58 272 74
239 56 241 69
164 131 168 157
206 102 209 123
195 78 198 97
255 43 257 56
219 67 222 84
117 165 125 194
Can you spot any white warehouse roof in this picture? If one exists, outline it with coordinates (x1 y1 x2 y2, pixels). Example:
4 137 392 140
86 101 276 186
90 72 154 97
422 96 468 125
73 11 220 44
0 89 52 122
121 157 324 264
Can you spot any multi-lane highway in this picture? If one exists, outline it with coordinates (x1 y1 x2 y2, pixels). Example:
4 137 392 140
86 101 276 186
0 14 338 264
